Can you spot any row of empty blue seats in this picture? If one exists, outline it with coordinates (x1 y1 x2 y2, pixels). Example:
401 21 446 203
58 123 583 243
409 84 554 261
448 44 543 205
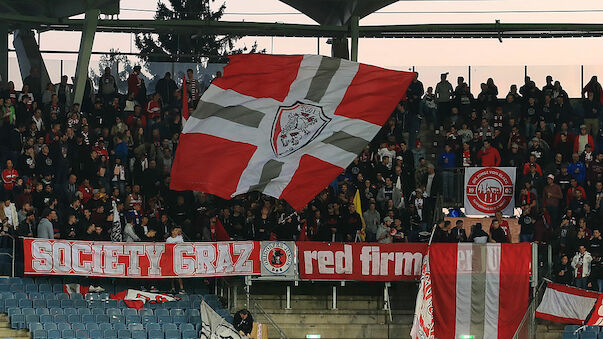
31 328 198 339
28 322 198 332
563 325 602 339
10 307 199 317
11 314 201 329
0 298 202 312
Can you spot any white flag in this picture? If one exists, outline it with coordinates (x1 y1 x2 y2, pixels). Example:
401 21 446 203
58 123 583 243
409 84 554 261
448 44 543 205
411 252 434 339
200 300 244 339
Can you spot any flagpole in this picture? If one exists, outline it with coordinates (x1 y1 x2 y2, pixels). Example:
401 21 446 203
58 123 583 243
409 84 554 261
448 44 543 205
428 223 437 246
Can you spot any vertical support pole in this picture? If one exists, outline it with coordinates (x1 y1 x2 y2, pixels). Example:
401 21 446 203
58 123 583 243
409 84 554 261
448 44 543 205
524 65 528 80
317 37 320 55
383 283 389 311
60 59 63 78
547 244 553 278
581 65 584 95
73 8 100 106
227 285 231 310
332 285 337 310
0 22 8 82
350 16 359 62
531 243 538 290
245 276 251 308
468 65 471 90
286 285 291 310
233 283 237 310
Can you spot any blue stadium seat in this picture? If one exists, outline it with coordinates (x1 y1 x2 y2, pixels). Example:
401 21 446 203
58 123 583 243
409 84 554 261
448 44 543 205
4 298 17 309
33 300 47 308
123 308 137 316
163 323 177 332
25 284 38 293
147 323 161 331
139 308 153 316
89 329 103 339
7 307 20 316
46 300 60 308
581 333 597 339
185 309 199 317
26 314 40 324
63 307 77 315
22 307 36 315
106 299 119 308
85 293 99 301
86 323 99 331
62 329 75 338
61 299 74 308
118 329 132 338
584 325 600 332
29 322 43 332
110 315 125 324
1 291 13 299
68 314 82 323
155 309 169 317
96 314 110 323
131 330 147 339
70 293 83 300
114 323 127 331
49 307 63 316
148 329 164 339
158 315 173 323
142 315 157 324
179 324 194 332
72 323 85 331
73 299 87 308
32 329 47 339
43 293 55 300
165 329 181 339
107 308 122 316
0 299 5 312
7 277 21 284
56 293 69 300
47 329 61 339
58 323 71 331
177 295 189 302
99 323 113 332
10 314 25 329
99 292 110 300
173 315 187 324
104 329 118 338
22 277 34 284
92 308 105 315
182 330 197 339
29 292 43 300
82 314 95 323
36 307 49 316
126 315 141 324
52 284 64 293
75 329 90 339
43 323 58 331
561 332 578 339
169 309 185 316
77 308 91 315
128 323 144 331
39 314 53 323
54 314 67 323
38 284 52 293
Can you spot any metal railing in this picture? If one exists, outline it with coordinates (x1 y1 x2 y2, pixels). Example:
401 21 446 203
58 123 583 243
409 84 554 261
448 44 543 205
513 280 547 339
0 235 16 277
246 294 289 339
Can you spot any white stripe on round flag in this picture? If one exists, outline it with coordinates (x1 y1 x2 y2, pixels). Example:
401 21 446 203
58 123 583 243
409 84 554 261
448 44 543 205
455 243 473 338
484 244 501 339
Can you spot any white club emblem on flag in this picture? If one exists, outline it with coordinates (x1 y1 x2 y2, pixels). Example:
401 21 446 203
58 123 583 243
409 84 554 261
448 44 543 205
171 54 415 210
271 101 331 158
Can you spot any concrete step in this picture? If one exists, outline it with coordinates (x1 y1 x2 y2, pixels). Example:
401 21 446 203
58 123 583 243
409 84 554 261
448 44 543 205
0 314 30 339
258 309 414 325
276 323 411 339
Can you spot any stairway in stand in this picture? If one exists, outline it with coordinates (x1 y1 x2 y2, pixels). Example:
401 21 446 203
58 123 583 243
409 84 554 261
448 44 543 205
0 314 29 339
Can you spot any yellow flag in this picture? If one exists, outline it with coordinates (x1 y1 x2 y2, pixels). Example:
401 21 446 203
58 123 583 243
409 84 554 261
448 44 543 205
354 189 366 241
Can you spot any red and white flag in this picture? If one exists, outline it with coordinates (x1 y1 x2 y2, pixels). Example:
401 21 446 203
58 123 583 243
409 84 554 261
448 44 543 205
536 281 599 324
111 289 178 310
430 243 532 339
63 283 90 296
170 54 415 210
410 252 434 339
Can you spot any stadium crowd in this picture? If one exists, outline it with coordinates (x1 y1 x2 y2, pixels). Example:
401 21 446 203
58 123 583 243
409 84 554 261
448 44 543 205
1 66 603 287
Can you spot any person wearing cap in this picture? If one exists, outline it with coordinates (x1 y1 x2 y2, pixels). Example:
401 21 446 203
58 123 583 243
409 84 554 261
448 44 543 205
574 124 594 154
543 174 563 227
376 217 394 244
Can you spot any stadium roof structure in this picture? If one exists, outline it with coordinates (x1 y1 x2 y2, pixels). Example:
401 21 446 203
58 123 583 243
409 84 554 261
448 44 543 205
3 0 603 106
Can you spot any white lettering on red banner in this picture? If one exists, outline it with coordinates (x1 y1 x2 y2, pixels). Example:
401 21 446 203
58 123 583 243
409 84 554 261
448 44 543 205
24 239 261 278
297 242 427 281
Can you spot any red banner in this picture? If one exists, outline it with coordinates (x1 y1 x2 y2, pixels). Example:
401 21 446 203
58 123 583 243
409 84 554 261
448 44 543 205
23 238 261 278
297 242 427 281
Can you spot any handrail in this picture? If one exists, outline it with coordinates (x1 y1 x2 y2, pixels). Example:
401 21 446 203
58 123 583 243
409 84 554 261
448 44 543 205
218 277 289 339
0 235 16 277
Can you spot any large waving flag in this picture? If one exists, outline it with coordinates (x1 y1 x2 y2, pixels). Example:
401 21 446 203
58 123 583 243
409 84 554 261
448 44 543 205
170 54 415 210
430 243 532 339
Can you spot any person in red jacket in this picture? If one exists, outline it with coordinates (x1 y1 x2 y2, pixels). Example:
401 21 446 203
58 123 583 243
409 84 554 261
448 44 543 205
127 66 142 97
146 92 161 121
1 160 18 191
477 140 501 166
574 124 595 154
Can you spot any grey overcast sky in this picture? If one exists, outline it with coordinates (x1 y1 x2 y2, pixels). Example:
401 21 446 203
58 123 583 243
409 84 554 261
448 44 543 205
9 0 603 95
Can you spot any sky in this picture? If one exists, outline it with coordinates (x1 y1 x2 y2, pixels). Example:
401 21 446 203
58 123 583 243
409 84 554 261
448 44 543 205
8 0 603 96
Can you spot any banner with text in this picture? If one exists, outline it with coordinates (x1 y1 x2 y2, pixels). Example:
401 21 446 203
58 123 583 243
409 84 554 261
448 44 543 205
297 242 427 281
464 167 516 216
23 238 261 278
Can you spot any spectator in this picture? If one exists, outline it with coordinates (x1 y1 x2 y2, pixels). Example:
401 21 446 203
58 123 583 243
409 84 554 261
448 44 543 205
554 255 574 285
477 140 501 166
166 226 186 294
572 245 593 289
99 67 118 103
362 202 380 242
376 217 394 243
37 209 56 239
233 309 254 336
435 73 453 128
469 222 489 243
490 220 509 243
543 174 563 225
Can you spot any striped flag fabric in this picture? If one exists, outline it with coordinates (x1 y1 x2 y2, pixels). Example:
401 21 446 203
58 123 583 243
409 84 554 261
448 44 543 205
430 243 532 339
170 54 415 210
353 189 366 241
536 281 599 324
